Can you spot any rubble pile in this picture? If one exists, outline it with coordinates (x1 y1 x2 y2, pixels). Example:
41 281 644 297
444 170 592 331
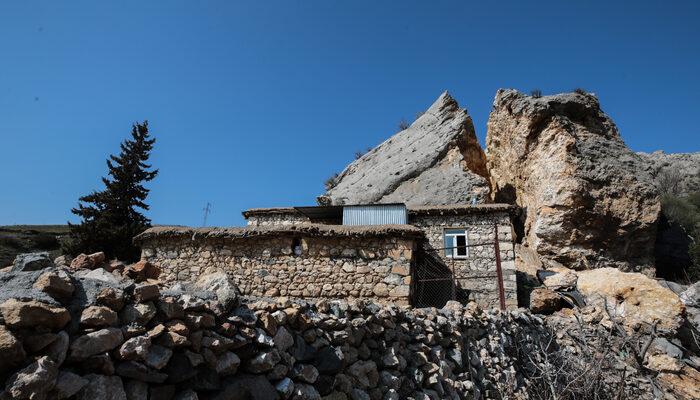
0 252 693 399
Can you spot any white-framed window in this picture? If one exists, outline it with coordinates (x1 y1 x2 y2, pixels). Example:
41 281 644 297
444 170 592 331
444 228 468 258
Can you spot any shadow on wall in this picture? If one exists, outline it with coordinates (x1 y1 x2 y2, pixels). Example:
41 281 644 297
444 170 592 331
411 248 470 308
492 183 526 244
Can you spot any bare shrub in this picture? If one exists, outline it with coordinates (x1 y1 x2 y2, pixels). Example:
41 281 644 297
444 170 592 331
574 88 588 95
324 172 340 191
512 308 660 400
656 166 683 196
398 119 410 131
530 89 543 98
354 147 372 160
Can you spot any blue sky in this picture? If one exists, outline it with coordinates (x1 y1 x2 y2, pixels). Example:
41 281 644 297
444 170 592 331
1 1 698 226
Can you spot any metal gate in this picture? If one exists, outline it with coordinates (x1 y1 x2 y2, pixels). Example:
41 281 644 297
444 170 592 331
411 224 507 309
412 249 460 308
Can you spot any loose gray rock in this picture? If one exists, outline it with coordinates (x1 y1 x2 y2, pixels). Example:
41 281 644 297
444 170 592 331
246 349 281 373
291 363 319 384
538 270 578 291
119 336 151 360
45 331 69 365
133 283 159 303
291 383 321 400
0 298 71 330
346 360 379 389
349 388 370 400
4 356 58 400
681 281 700 308
53 371 88 399
70 327 124 360
275 377 294 399
123 379 148 400
0 270 59 306
215 351 241 376
12 252 53 272
77 374 127 400
0 325 26 373
23 332 57 353
193 272 239 312
120 302 156 325
214 374 278 400
145 345 173 370
313 346 344 374
80 305 119 327
273 326 294 352
33 270 74 300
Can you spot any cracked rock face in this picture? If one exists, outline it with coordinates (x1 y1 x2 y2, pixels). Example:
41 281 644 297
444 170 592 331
486 89 660 273
318 91 490 206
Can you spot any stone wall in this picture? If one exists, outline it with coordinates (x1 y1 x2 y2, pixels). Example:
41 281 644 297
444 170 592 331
409 210 517 309
139 234 414 305
245 211 309 227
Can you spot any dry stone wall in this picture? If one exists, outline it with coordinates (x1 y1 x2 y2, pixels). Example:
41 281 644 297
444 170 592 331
246 212 310 227
409 211 517 309
0 262 666 400
140 235 414 305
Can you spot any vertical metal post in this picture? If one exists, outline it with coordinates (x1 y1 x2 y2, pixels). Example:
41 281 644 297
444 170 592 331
451 256 456 301
494 223 507 311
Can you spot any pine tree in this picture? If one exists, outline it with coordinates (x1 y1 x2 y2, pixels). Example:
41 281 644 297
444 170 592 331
64 121 158 261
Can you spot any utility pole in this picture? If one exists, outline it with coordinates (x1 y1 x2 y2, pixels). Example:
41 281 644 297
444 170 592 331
202 202 212 227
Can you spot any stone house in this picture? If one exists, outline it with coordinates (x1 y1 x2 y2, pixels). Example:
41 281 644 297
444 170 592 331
135 203 517 309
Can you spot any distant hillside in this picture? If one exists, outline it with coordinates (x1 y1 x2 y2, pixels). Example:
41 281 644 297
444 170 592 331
0 225 69 267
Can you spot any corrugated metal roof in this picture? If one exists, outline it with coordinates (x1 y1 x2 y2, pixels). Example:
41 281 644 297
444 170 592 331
342 204 407 226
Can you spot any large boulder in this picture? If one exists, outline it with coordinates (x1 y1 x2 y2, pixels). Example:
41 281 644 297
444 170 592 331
486 89 660 273
52 371 88 399
77 374 127 400
0 299 71 330
529 287 565 315
12 252 53 272
681 281 700 308
70 252 106 270
0 325 26 373
575 268 685 333
80 305 119 327
33 270 75 300
194 272 239 311
214 374 278 400
4 356 58 400
318 91 490 206
69 328 124 360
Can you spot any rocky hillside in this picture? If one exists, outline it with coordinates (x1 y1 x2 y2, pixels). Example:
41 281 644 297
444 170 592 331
0 225 68 268
638 150 700 195
318 92 490 206
2 252 699 399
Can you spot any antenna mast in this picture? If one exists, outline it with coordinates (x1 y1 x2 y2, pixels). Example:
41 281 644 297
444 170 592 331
202 202 212 227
